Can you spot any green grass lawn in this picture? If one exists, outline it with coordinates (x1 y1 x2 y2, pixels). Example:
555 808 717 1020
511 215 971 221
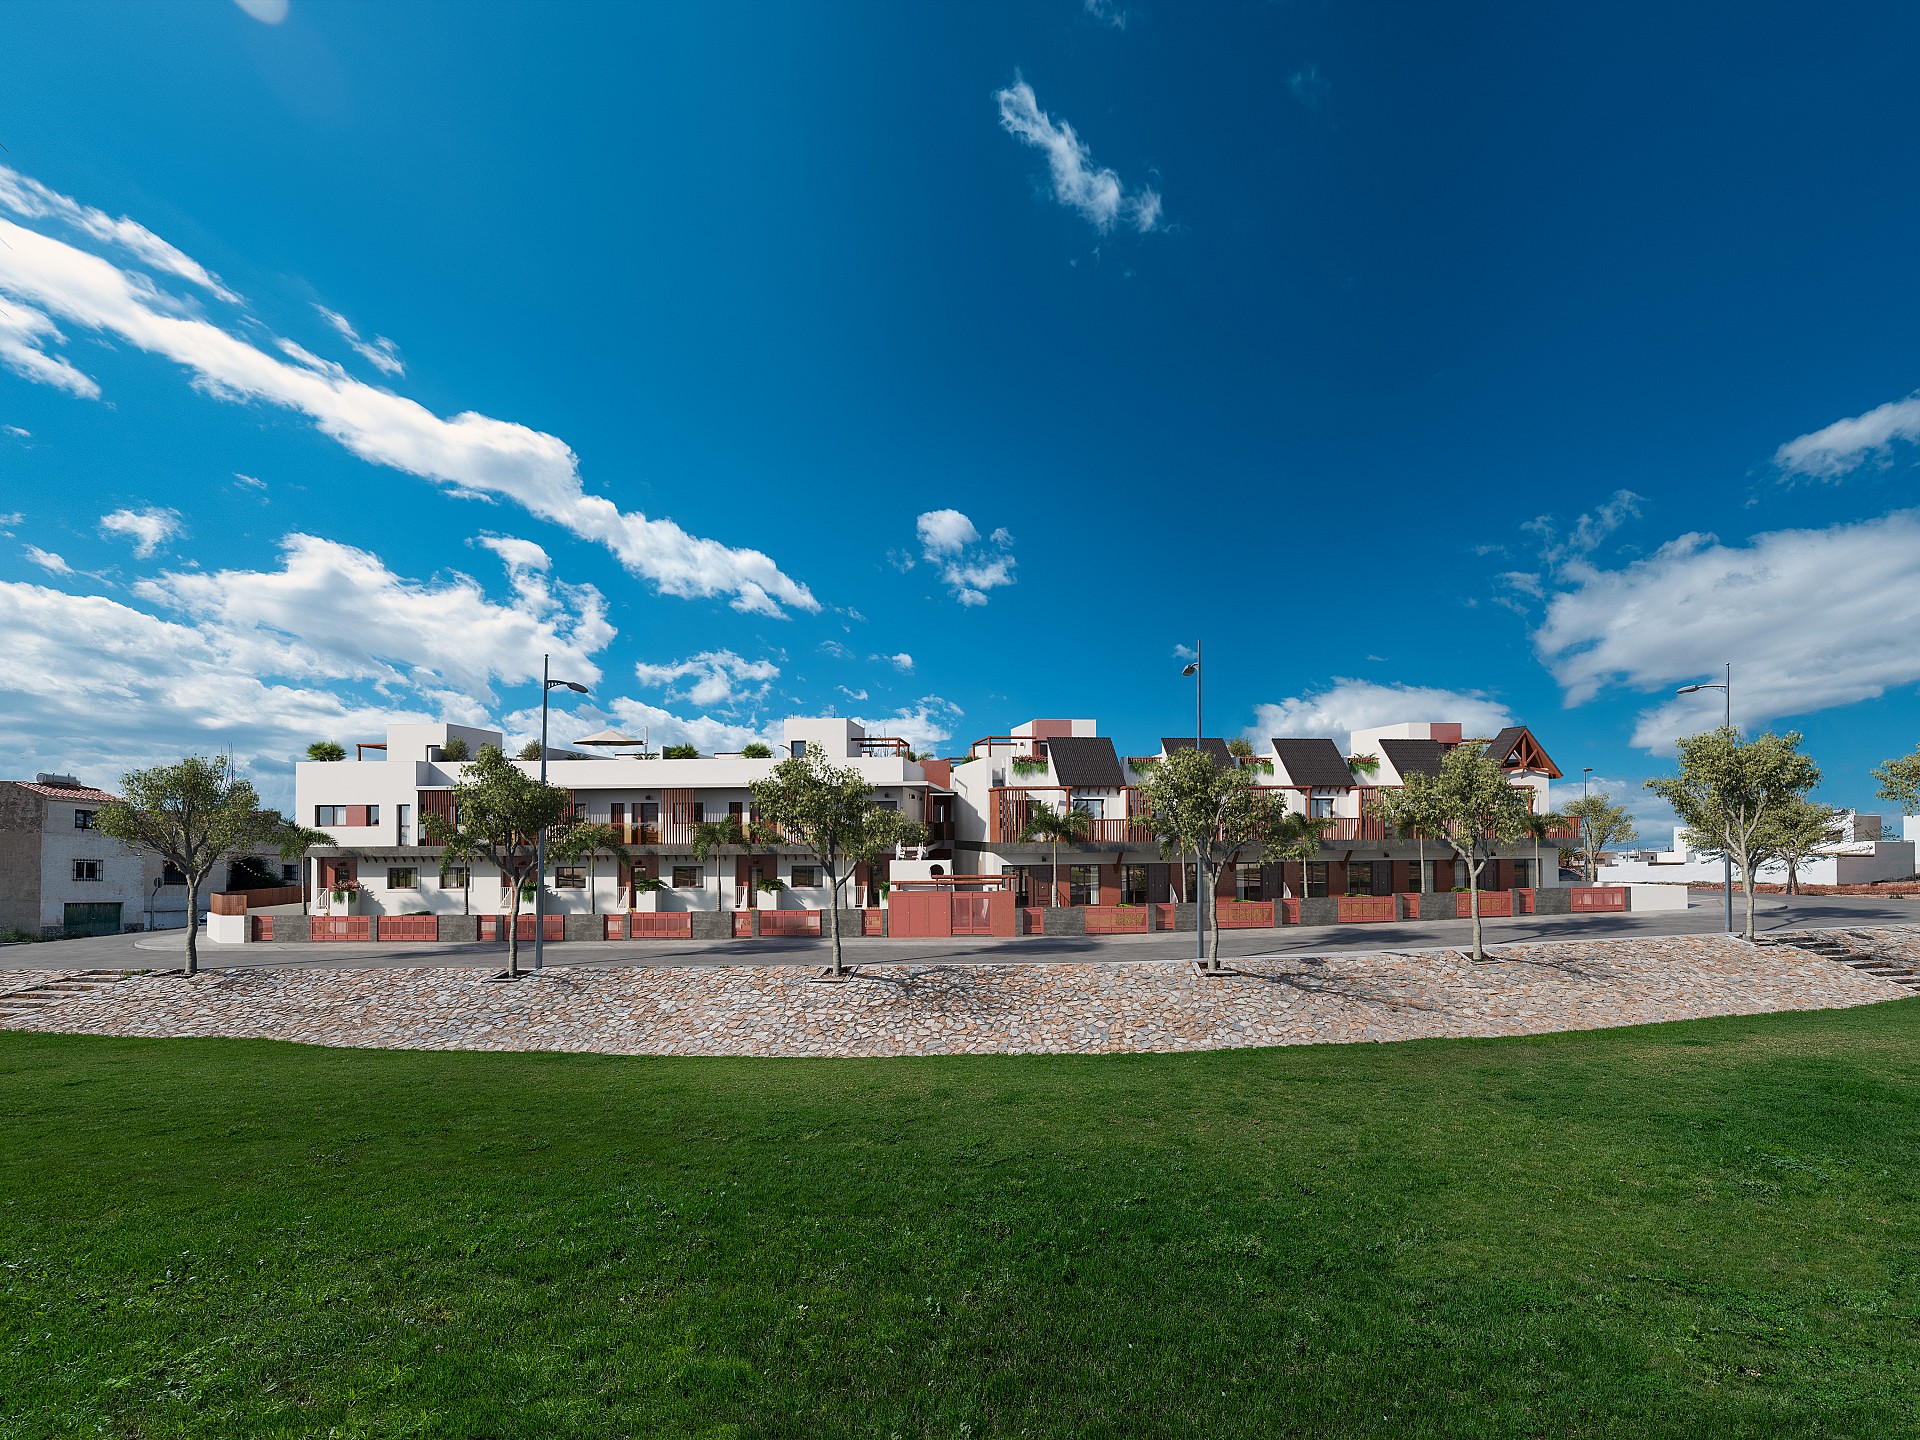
4 1005 1920 1439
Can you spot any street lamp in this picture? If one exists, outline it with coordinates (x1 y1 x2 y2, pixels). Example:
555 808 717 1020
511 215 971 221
1675 662 1733 934
533 653 590 973
1180 642 1203 962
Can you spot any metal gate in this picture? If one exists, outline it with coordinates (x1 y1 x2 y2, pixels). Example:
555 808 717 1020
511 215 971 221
63 902 122 938
952 894 992 935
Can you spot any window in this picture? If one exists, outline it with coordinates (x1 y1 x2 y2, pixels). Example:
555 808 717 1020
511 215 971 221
790 739 808 757
1237 864 1264 901
1513 859 1534 889
555 865 586 889
790 865 820 889
1013 866 1032 906
442 867 469 889
73 808 96 830
1122 864 1150 906
728 801 744 821
365 805 380 826
161 862 186 886
386 867 417 890
281 864 299 882
1309 790 1338 819
1306 862 1330 899
874 797 899 811
396 803 411 845
672 865 702 889
691 802 706 824
1069 865 1098 907
314 805 345 826
72 858 102 882
1182 864 1198 902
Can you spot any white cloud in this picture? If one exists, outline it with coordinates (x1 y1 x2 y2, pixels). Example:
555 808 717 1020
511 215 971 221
24 546 72 575
0 165 237 302
528 698 771 758
1548 774 1673 844
1084 0 1128 29
232 0 290 22
0 579 419 809
98 505 184 559
4 425 31 438
0 296 99 398
1288 65 1330 109
1774 391 1920 479
473 533 551 577
1249 680 1515 754
134 532 611 704
837 686 869 701
632 649 780 709
232 472 267 490
856 695 964 754
994 78 1163 234
1534 510 1920 749
883 652 913 671
0 511 21 534
0 165 816 617
315 304 404 377
914 508 1018 605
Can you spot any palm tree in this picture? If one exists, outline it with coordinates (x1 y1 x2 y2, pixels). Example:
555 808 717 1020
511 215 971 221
1019 801 1094 907
432 822 482 915
554 820 628 914
1522 810 1571 889
690 812 783 909
1268 808 1334 904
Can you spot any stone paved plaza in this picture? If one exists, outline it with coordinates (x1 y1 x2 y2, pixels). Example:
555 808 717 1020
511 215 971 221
0 929 1912 1058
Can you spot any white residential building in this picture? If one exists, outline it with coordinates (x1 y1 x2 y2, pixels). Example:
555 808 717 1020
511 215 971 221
1599 811 1915 887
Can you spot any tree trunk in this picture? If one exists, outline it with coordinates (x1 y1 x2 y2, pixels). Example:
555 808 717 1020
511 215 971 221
1743 866 1758 940
1785 857 1798 897
588 853 597 914
505 866 522 979
183 874 200 977
1050 841 1059 907
826 856 845 977
1467 858 1484 962
1417 836 1426 893
1205 861 1222 972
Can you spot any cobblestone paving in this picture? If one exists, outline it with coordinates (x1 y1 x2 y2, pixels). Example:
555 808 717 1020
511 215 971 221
0 970 68 998
0 931 1912 1058
1840 928 1920 965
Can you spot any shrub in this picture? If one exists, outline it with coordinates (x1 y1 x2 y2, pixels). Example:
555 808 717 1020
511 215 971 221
516 741 544 761
663 744 700 760
305 742 346 763
741 742 773 759
440 737 470 761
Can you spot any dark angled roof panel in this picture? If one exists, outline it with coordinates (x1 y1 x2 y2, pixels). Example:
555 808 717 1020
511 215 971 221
1380 737 1448 779
1161 737 1236 769
1269 738 1352 788
1048 736 1126 789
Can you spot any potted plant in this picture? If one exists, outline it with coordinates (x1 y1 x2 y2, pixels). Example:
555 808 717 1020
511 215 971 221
1347 752 1381 779
328 879 360 914
753 877 785 910
631 874 665 912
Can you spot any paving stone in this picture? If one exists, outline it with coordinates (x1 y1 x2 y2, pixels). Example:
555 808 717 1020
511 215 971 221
0 932 1910 1058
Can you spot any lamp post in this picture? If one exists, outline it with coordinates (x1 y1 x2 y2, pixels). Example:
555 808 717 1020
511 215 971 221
1181 642 1204 962
1675 662 1733 934
533 653 590 973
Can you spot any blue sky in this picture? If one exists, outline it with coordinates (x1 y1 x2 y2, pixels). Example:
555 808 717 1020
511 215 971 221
2 0 1919 827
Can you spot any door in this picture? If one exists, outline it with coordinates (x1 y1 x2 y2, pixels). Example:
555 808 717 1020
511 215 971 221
952 893 992 935
63 902 122 938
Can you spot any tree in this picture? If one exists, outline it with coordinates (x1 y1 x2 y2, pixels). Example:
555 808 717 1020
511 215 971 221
1018 801 1094 907
420 745 573 979
690 812 780 910
96 756 287 977
1522 808 1572 887
1873 746 1920 816
515 740 544 761
305 741 346 762
750 751 924 978
440 736 471 761
1646 728 1820 940
553 820 629 915
433 821 481 916
1561 793 1635 882
1422 745 1535 961
1368 785 1443 894
1266 806 1336 903
272 822 337 903
663 744 700 759
1136 745 1278 973
1759 797 1845 897
741 742 773 760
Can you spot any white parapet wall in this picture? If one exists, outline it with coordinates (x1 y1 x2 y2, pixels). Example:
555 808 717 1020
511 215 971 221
1627 883 1690 912
206 909 250 944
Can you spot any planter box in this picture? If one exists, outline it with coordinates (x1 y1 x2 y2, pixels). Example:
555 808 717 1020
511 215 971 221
376 915 439 942
1084 905 1149 934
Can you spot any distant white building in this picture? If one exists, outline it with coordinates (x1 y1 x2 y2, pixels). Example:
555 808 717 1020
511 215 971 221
1600 811 1915 887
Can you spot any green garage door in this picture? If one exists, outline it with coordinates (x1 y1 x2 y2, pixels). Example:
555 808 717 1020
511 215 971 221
63 902 122 938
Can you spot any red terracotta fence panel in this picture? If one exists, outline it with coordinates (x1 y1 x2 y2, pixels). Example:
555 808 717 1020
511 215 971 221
1335 897 1396 923
1215 900 1275 929
604 914 627 940
863 908 885 936
733 911 754 938
631 912 693 939
478 915 565 941
376 915 439 941
1456 891 1514 918
1571 886 1627 912
311 916 370 942
760 909 822 938
1278 898 1301 925
250 916 274 942
1084 905 1149 934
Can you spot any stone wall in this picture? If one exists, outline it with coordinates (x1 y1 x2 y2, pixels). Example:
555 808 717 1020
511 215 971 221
1296 898 1340 927
271 913 311 943
1042 907 1086 937
438 915 478 943
1531 886 1572 916
689 910 733 941
563 914 602 942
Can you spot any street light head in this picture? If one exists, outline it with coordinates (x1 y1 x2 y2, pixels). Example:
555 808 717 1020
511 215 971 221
1181 663 1198 677
1675 684 1704 695
548 679 590 694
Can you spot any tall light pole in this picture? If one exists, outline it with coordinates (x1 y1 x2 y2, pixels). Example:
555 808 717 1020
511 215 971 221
1181 642 1204 962
533 653 590 973
1676 662 1733 934
1582 766 1592 802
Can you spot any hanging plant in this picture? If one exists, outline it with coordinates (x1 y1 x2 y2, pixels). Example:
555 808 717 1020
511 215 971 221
1347 752 1381 777
1010 756 1050 778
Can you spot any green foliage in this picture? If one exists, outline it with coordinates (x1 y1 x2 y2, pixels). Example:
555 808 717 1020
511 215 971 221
1010 755 1050 777
439 736 471 761
1137 746 1282 970
663 744 700 760
515 740 545 761
1018 802 1095 910
1646 728 1820 938
8 1007 1920 1434
1872 746 1920 815
1755 797 1846 896
1346 752 1381 777
1225 737 1255 761
1562 793 1636 881
553 820 629 915
750 751 925 974
741 742 773 760
1413 746 1537 959
304 741 346 762
95 755 285 975
421 745 574 976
